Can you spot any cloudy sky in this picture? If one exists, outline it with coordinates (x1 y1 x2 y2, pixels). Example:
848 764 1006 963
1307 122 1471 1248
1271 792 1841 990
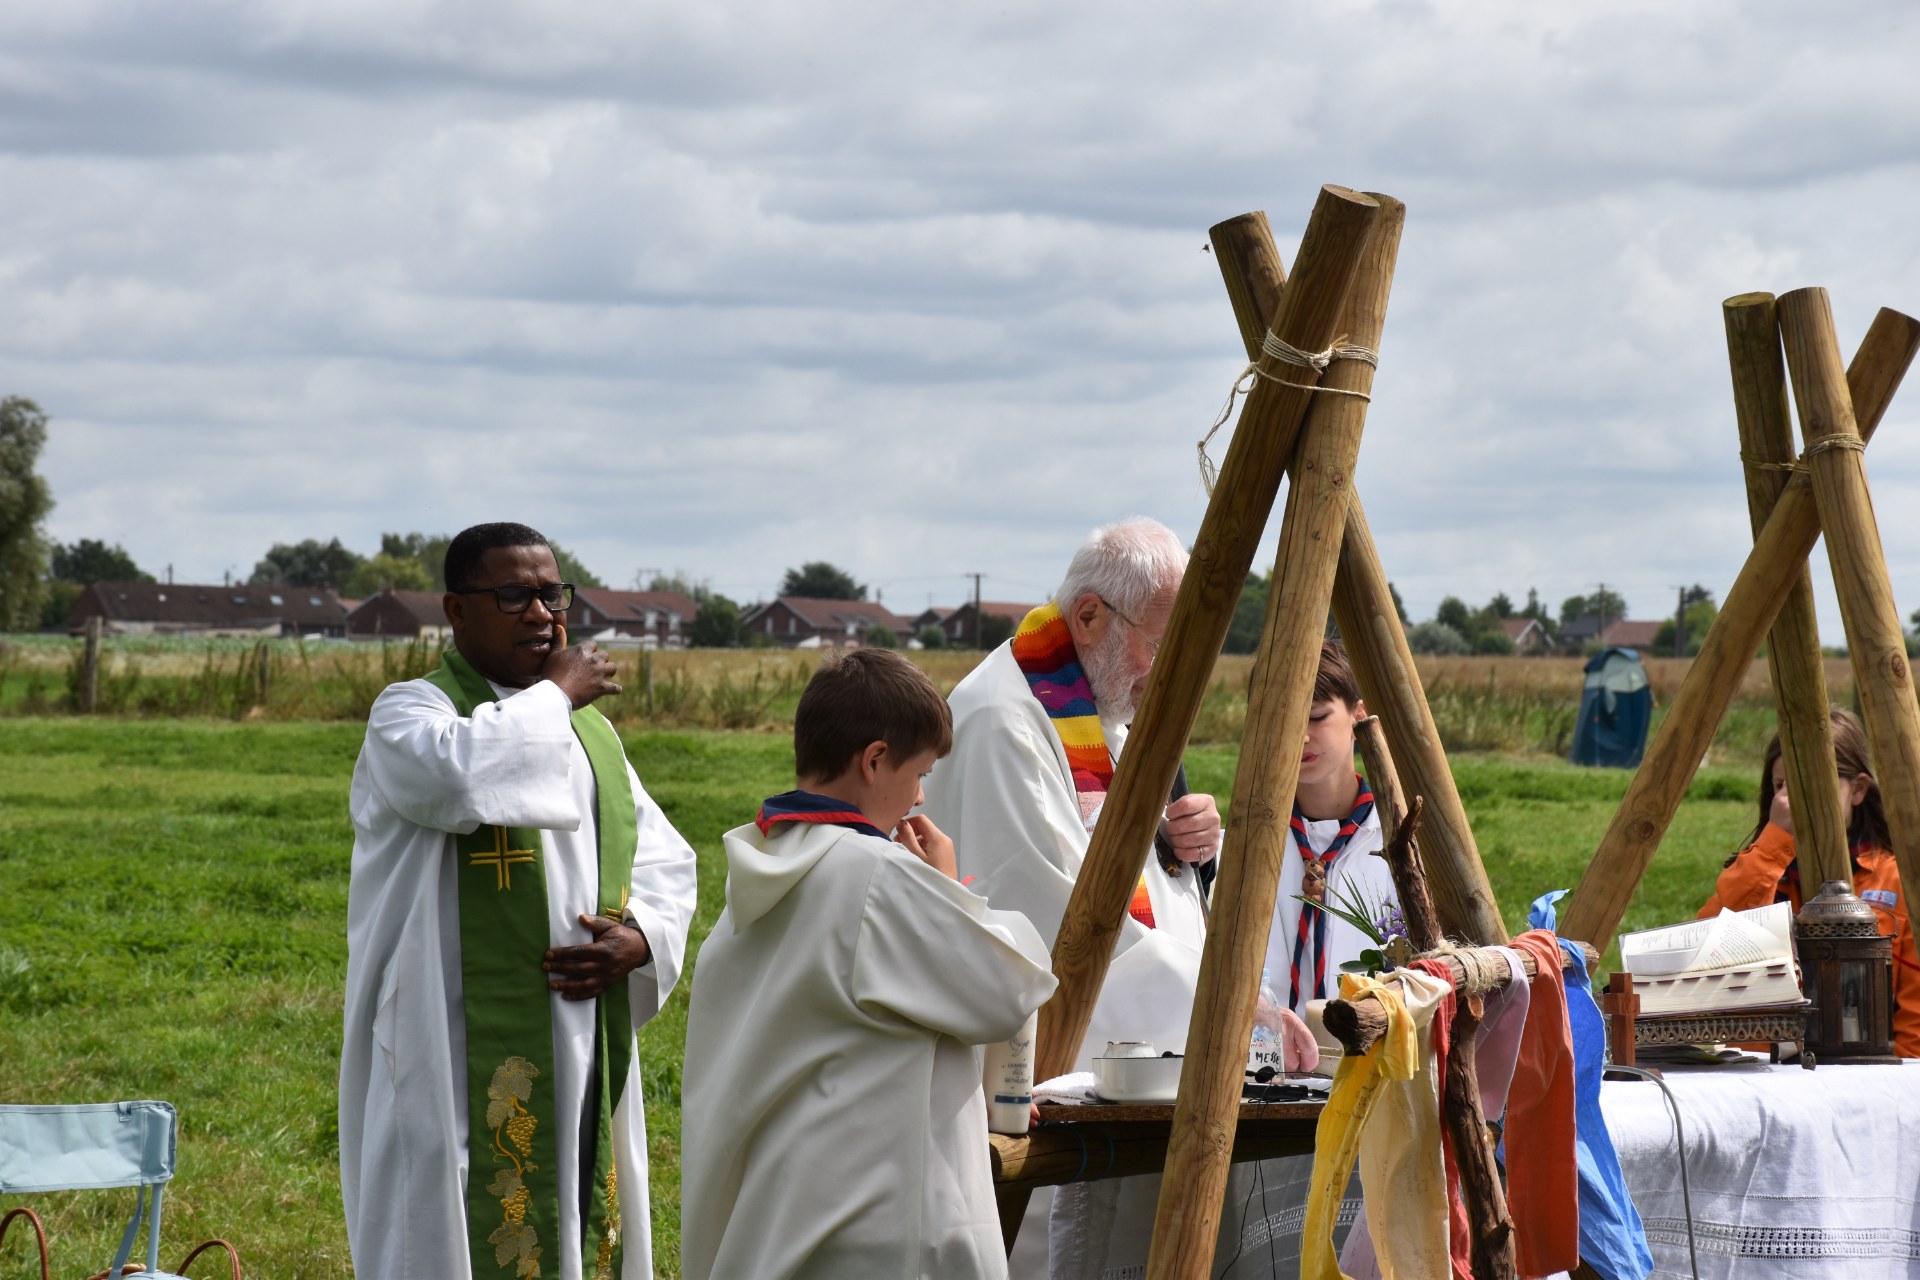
7 0 1920 635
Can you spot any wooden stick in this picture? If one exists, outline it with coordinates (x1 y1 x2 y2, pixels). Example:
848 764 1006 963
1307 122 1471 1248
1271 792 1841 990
1211 211 1506 945
1777 287 1920 975
1145 195 1405 1280
1035 186 1382 1086
83 614 102 713
1562 307 1920 950
1350 718 1513 1278
1322 941 1599 1056
1724 292 1851 887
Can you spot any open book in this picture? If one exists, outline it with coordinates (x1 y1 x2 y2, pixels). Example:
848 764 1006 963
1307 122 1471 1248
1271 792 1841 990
1617 901 1803 1016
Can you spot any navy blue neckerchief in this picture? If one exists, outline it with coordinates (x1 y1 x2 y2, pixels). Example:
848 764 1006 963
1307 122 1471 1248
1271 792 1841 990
756 790 888 841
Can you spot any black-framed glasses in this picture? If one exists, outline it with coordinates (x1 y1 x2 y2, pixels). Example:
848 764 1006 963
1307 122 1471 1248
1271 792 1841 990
458 582 574 615
1097 595 1161 653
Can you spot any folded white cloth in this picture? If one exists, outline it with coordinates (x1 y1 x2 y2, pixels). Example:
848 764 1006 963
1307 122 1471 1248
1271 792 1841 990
1032 1071 1101 1106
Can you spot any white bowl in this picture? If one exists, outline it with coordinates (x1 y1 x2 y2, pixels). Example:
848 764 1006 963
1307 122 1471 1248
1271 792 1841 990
1093 1054 1183 1104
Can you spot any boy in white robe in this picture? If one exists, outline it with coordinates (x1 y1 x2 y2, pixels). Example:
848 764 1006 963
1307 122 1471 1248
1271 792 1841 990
682 648 1057 1280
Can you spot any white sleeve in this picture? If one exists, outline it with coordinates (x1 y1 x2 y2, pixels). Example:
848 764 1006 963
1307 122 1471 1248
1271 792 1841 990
621 765 700 1027
852 853 1058 1046
358 678 581 834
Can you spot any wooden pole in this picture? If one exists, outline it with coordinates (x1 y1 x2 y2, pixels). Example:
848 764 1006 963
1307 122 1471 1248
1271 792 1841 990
1035 186 1382 1086
83 614 102 714
1145 195 1405 1280
1777 286 1920 974
1211 211 1506 945
1724 292 1850 887
1562 307 1920 950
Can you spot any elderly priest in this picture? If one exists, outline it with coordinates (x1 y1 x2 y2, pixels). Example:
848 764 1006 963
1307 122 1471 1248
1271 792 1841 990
339 522 697 1280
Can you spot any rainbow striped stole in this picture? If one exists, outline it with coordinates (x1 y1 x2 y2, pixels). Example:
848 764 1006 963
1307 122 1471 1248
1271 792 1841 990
1010 601 1114 816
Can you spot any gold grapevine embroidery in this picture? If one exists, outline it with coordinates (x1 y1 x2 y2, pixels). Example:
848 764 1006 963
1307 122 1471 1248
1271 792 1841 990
484 1056 544 1279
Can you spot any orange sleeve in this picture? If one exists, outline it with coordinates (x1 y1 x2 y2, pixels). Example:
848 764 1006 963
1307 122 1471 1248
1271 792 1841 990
1700 824 1798 917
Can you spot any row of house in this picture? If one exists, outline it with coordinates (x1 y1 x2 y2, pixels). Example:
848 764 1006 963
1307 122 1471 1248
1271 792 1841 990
63 583 1671 657
62 581 1043 651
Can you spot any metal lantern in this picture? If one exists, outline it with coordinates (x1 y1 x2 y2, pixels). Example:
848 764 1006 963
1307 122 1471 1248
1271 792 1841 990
1795 880 1897 1065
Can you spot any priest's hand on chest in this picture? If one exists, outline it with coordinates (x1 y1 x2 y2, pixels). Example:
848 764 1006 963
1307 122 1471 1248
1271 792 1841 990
543 913 653 1000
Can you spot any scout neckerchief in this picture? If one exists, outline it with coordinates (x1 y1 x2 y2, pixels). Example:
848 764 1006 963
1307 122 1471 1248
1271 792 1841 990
756 790 888 840
424 647 637 1280
1011 602 1158 927
1289 775 1376 1011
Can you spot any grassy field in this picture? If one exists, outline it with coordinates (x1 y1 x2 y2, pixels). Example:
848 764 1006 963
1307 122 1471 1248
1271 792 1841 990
0 717 1757 1277
0 632 1856 765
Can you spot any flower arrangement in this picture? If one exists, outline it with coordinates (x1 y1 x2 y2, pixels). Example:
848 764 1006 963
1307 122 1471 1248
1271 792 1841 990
1296 881 1411 976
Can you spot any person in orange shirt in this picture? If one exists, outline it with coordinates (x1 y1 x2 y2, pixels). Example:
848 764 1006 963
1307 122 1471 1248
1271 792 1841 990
1699 708 1920 1058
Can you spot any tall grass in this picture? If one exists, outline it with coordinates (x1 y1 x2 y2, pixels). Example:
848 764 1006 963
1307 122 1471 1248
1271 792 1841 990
0 635 1878 763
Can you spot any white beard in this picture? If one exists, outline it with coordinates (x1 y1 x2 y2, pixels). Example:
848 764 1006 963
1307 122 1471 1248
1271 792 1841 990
1081 626 1137 723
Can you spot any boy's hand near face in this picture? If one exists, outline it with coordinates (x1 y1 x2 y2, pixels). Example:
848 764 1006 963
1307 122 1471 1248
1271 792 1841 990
895 814 959 881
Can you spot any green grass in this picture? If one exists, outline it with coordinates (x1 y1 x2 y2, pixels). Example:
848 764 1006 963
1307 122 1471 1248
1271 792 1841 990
0 719 1756 1277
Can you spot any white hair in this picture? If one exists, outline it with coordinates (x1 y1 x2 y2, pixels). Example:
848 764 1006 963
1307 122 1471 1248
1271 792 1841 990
1054 516 1188 617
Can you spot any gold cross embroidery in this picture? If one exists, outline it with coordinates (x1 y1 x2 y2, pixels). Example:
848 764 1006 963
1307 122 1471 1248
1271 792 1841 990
471 826 538 891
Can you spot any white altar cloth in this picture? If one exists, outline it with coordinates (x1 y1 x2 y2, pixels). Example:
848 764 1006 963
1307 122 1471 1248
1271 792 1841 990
1594 1059 1920 1279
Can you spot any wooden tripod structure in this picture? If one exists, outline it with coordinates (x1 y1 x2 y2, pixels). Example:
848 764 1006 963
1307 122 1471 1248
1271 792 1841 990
993 181 1920 1279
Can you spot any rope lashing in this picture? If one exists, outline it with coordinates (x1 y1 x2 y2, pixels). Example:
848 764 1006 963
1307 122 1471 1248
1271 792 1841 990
1738 433 1868 474
1197 333 1381 495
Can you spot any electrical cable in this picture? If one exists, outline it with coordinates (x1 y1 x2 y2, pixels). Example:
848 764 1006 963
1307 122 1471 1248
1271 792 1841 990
1606 1065 1701 1280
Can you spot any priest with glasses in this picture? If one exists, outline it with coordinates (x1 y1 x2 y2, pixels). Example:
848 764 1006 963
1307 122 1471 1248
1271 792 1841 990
340 521 697 1280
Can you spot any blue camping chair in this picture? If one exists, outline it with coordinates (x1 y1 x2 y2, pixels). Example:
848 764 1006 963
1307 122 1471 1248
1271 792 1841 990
0 1101 241 1279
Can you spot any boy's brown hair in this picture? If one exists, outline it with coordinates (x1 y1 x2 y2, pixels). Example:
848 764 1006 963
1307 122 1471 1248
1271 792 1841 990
794 648 954 781
1312 640 1362 708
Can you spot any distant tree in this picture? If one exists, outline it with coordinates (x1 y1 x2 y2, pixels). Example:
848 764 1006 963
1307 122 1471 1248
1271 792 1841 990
978 612 1016 650
1487 592 1514 619
1654 597 1720 658
1681 583 1714 608
864 624 899 650
1559 588 1628 630
1472 629 1515 655
251 538 362 589
782 562 865 600
642 571 708 600
50 538 150 584
380 532 452 590
38 580 82 630
0 396 54 631
1224 572 1270 654
1387 582 1410 625
347 553 434 598
548 543 606 590
915 624 948 650
1435 596 1477 637
688 595 743 648
1407 621 1469 655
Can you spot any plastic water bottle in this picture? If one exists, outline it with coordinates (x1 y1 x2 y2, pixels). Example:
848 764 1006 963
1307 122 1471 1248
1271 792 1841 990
1247 969 1284 1081
983 1009 1038 1134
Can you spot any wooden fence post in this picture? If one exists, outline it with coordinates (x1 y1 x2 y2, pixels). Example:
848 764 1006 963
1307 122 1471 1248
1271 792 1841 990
1209 211 1505 944
83 615 102 714
1724 292 1850 887
1146 196 1405 1280
1777 286 1920 972
1563 307 1920 950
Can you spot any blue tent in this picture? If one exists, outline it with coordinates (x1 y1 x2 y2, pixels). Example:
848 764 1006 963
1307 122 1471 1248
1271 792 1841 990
1570 646 1652 768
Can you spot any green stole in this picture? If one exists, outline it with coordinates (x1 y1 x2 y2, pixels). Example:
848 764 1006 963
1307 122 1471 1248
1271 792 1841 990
424 649 637 1280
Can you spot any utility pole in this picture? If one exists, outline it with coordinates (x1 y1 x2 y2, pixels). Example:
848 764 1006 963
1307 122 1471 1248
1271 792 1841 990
1593 580 1612 645
968 572 985 648
1672 584 1688 658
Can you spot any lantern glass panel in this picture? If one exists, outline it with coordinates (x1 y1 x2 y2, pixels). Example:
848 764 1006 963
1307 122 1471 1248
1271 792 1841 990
1839 960 1866 1044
